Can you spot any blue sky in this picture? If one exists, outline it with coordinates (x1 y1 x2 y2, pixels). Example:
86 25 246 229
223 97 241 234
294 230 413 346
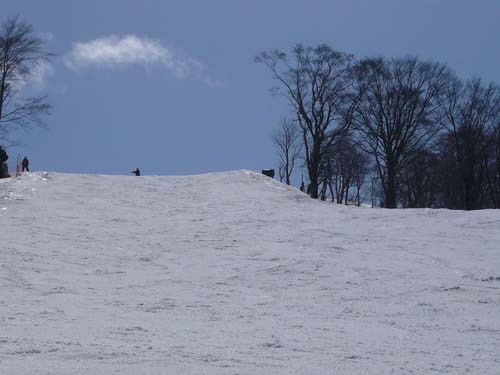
3 0 500 176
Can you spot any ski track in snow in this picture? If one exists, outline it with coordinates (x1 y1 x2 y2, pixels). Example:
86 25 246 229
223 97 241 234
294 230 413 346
0 171 499 374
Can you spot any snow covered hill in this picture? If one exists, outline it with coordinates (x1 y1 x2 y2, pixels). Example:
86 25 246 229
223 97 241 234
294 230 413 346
1 171 499 374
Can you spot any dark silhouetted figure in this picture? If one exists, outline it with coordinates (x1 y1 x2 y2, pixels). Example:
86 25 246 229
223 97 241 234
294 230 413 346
22 156 29 172
0 146 9 178
0 146 8 164
131 168 140 176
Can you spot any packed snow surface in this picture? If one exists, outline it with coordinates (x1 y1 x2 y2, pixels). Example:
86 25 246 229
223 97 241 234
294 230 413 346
1 171 499 374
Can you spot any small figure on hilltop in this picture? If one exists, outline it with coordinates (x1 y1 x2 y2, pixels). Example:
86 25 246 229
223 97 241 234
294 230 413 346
131 168 141 176
0 145 10 178
0 146 8 163
22 156 29 172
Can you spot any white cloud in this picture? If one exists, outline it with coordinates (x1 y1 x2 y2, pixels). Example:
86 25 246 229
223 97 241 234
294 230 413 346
64 34 220 85
30 60 56 86
12 60 55 93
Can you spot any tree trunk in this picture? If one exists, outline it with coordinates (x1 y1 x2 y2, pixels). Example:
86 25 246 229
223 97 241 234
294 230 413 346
320 179 328 201
463 180 476 211
285 154 291 185
329 182 335 202
385 162 397 209
307 140 322 199
0 71 7 122
307 177 319 199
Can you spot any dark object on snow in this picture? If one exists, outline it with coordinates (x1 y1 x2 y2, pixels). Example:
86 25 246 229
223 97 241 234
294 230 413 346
261 169 275 178
0 146 9 178
0 146 8 163
131 168 141 176
22 156 29 172
0 162 9 178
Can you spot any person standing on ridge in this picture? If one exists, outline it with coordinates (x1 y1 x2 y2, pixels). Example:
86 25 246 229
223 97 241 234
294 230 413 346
0 145 9 178
131 168 140 176
22 156 29 172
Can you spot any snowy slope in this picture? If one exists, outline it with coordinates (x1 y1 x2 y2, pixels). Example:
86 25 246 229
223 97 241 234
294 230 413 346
0 171 499 374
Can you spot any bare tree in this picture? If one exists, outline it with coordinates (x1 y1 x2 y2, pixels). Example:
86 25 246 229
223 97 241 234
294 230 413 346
322 138 353 203
351 146 369 206
487 122 500 208
320 135 368 205
442 77 500 210
398 147 441 208
353 57 451 208
0 16 52 144
272 117 301 185
257 44 360 198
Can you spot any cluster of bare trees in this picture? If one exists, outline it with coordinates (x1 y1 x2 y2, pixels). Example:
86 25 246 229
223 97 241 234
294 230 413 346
258 44 500 210
319 135 369 205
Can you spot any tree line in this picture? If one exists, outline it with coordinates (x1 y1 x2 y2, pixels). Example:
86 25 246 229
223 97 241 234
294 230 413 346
257 44 500 210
